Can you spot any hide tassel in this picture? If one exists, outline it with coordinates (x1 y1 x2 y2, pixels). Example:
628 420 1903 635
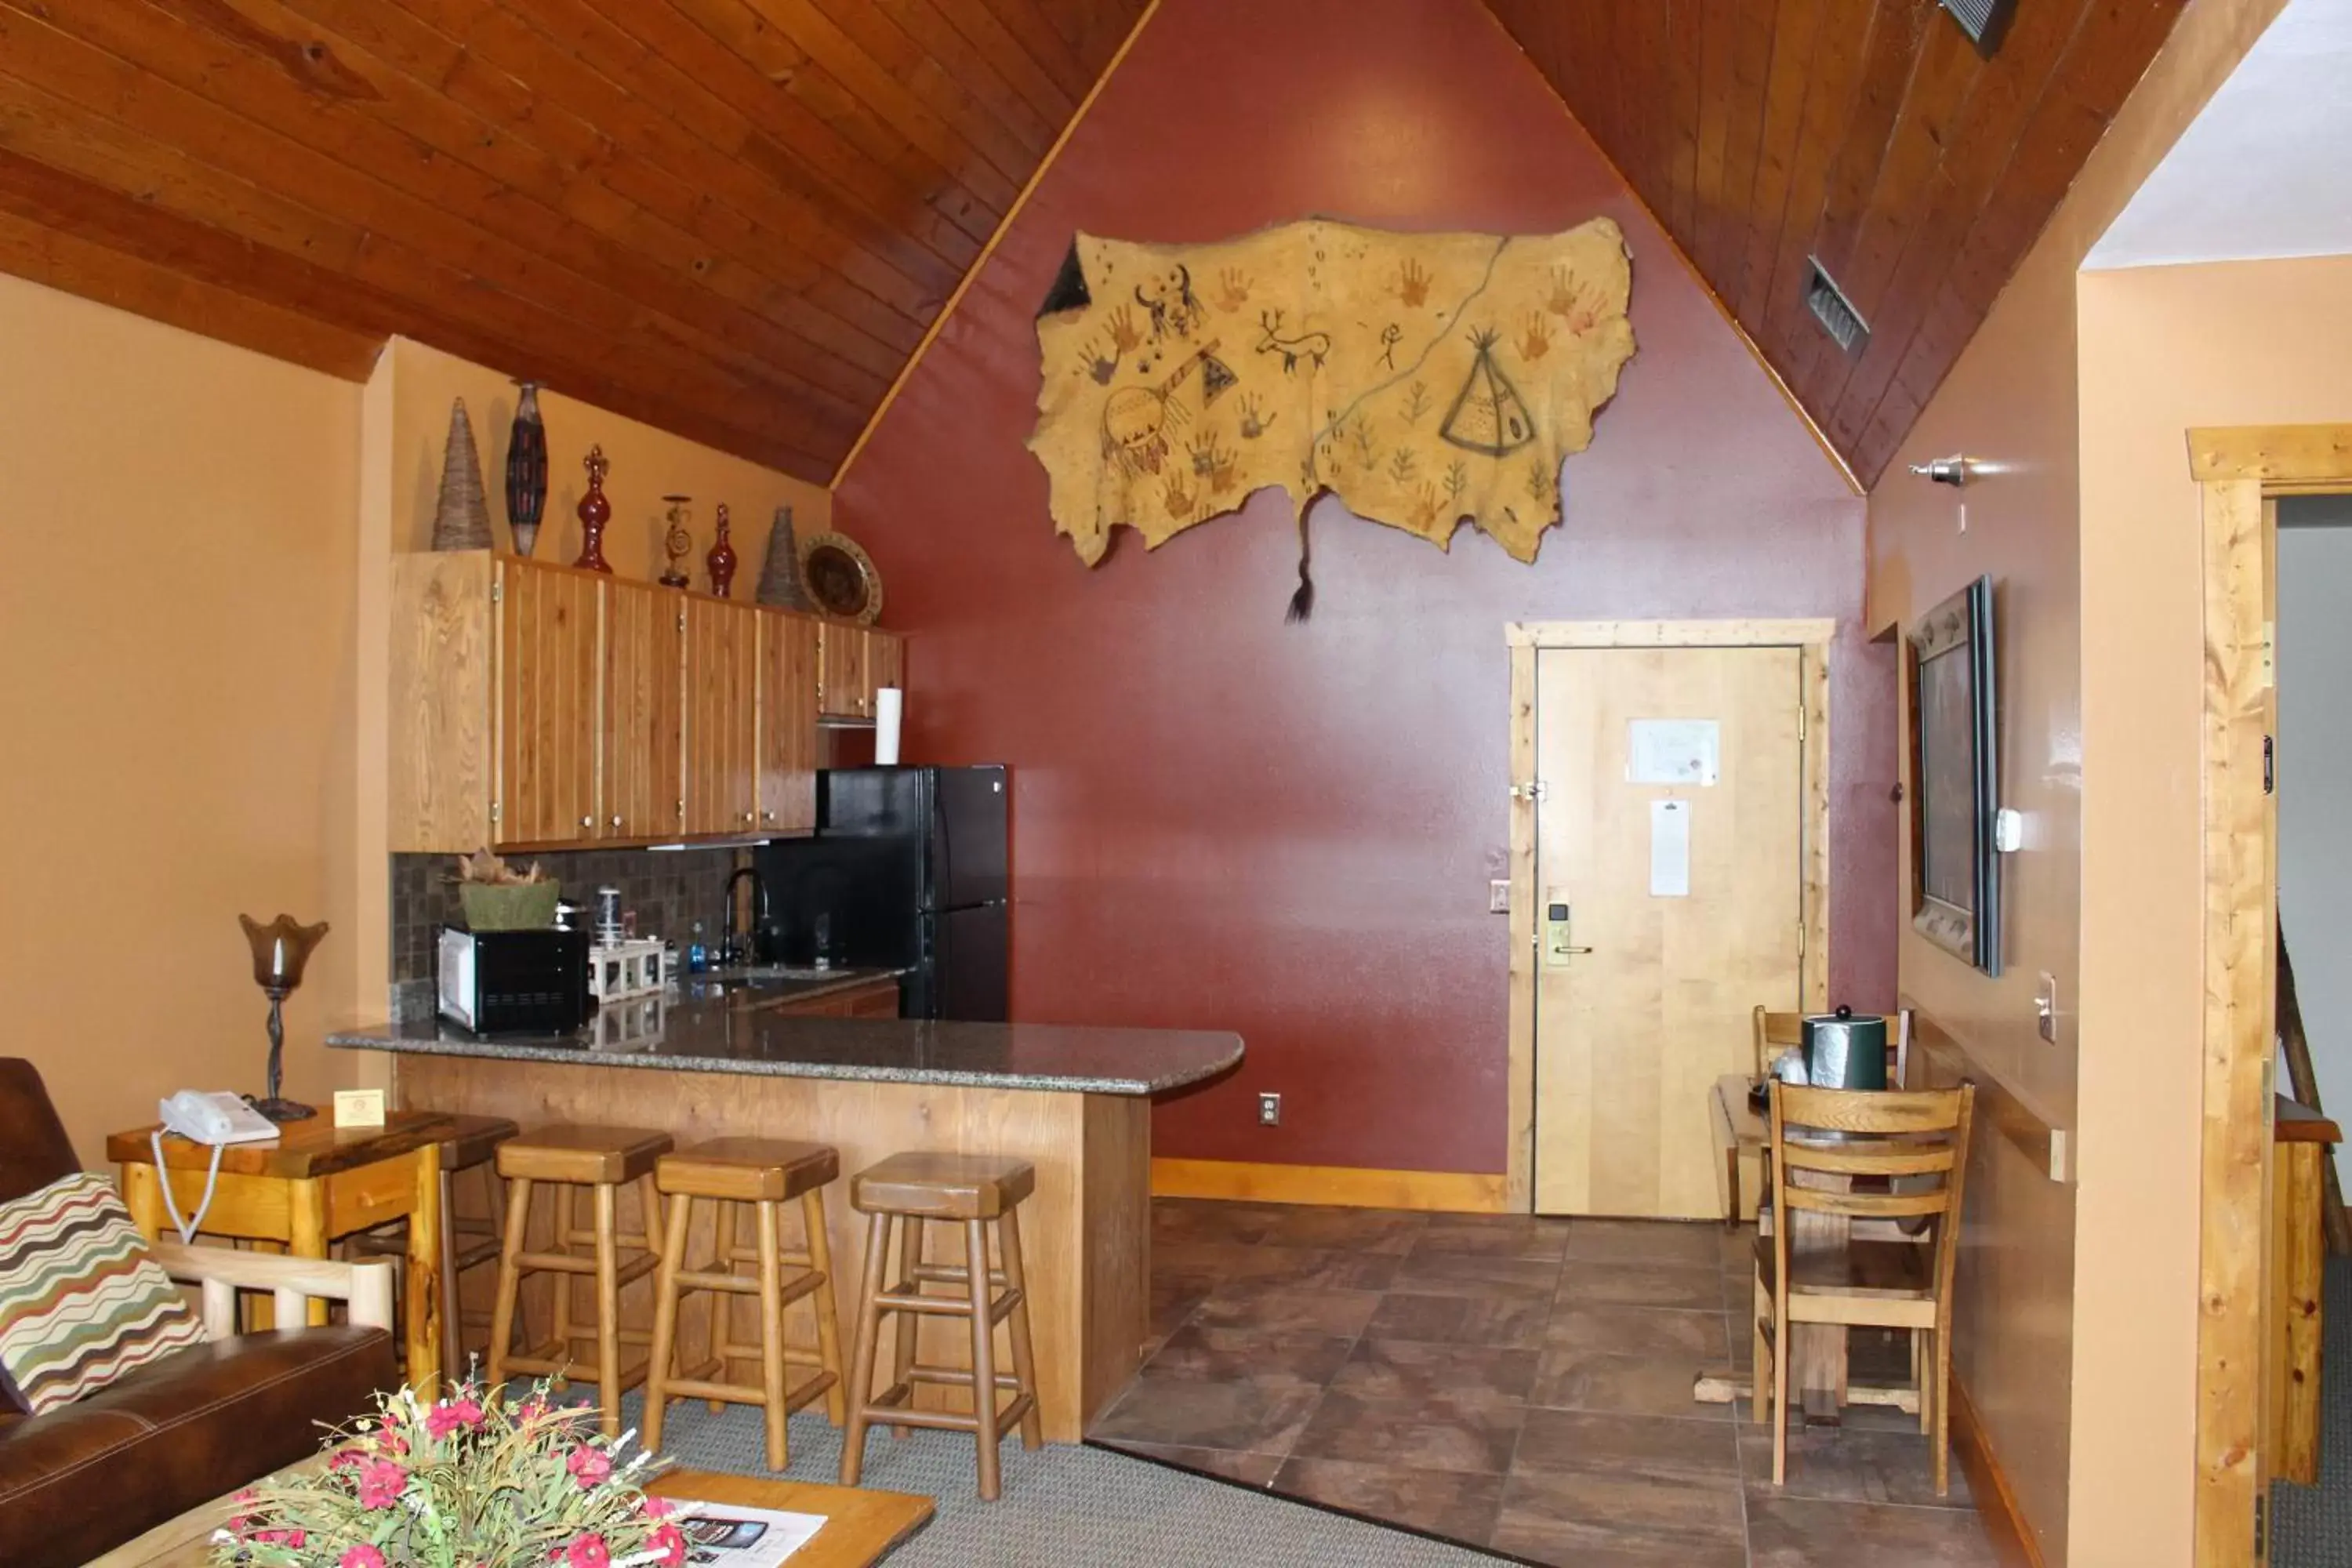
1286 511 1315 623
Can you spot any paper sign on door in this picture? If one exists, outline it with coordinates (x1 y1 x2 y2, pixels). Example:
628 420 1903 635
1650 800 1692 897
1628 719 1719 786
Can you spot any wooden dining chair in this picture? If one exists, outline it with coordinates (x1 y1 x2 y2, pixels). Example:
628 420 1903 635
1754 1080 1976 1494
1751 1007 1911 1084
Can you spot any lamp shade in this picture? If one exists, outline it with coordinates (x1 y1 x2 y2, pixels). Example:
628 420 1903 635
239 914 329 993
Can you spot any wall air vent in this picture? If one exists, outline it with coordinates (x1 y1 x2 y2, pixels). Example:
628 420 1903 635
1938 0 2018 55
1804 258 1869 357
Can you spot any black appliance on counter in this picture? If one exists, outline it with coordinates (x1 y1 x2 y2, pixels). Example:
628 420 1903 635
756 765 1008 1022
437 927 591 1033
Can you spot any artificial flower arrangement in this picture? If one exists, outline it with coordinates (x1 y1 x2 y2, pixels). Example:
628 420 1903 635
212 1375 692 1568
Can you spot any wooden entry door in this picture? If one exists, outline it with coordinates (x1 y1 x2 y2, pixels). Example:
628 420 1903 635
1533 644 1806 1218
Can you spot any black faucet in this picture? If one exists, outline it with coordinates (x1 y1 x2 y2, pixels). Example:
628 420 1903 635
718 866 769 969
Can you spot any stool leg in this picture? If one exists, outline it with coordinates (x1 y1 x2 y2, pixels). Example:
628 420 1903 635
756 1199 789 1470
801 1188 848 1425
708 1200 738 1414
890 1218 921 1440
964 1218 1002 1501
439 1165 463 1380
840 1210 893 1486
644 1189 693 1456
998 1206 1044 1450
593 1182 622 1439
550 1186 576 1390
487 1176 531 1392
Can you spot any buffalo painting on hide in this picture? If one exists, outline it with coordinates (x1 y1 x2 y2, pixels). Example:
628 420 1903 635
1026 218 1636 572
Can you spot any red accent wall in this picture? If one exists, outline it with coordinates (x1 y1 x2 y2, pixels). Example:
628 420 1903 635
833 0 1892 1174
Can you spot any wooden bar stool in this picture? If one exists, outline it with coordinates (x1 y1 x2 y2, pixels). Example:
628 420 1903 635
486 1124 671 1438
348 1113 519 1375
642 1138 848 1468
840 1153 1043 1501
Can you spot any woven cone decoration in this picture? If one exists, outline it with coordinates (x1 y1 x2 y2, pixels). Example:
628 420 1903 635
430 397 495 551
757 503 814 609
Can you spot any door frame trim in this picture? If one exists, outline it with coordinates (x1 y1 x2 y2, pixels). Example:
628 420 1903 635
2183 423 2352 1565
1503 618 1835 1213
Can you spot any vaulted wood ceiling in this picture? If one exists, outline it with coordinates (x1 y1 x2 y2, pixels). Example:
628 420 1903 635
0 1 2186 489
0 0 1146 481
1484 0 2188 484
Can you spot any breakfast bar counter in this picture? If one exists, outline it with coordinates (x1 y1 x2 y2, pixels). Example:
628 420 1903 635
328 998 1240 1441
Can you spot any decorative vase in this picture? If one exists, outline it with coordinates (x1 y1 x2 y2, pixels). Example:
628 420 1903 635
504 380 548 557
659 495 692 589
757 503 813 609
574 445 613 574
429 399 494 551
707 503 738 597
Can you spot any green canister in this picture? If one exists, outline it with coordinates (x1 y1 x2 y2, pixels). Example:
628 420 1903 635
1802 1006 1888 1091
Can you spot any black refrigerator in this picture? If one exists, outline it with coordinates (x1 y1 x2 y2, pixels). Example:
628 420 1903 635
756 766 1008 1022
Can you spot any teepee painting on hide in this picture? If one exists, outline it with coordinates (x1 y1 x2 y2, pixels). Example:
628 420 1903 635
1027 218 1635 572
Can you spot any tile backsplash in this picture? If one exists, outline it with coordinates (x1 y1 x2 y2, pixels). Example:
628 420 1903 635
389 847 742 987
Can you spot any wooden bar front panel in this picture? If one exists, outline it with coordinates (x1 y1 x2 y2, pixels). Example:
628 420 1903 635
395 1055 1150 1442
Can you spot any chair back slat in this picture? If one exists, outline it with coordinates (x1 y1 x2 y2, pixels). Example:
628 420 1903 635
1779 1141 1957 1178
1776 1083 1961 1133
1782 1185 1953 1219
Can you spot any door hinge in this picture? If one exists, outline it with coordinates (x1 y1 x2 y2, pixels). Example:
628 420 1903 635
1798 915 1807 957
491 580 504 604
2256 1492 2268 1559
489 801 502 824
1510 780 1548 801
1798 703 1807 742
2265 735 2276 796
2259 619 2276 691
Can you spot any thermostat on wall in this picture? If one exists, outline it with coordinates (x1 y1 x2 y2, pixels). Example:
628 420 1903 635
1994 808 2024 853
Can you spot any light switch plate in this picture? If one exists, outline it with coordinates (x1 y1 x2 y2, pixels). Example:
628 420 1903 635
2035 972 2058 1044
1489 880 1511 913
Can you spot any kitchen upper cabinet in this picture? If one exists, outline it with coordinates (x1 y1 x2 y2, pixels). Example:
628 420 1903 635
819 625 904 720
758 613 819 835
684 596 760 837
495 559 601 847
602 579 684 842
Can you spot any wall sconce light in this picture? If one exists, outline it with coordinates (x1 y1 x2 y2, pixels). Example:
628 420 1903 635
1910 455 1977 487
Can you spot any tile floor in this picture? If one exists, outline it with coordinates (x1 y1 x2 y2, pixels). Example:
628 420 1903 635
1088 1200 1999 1568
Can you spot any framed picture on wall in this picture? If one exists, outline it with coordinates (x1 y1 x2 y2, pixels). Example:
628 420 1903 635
1907 575 2001 975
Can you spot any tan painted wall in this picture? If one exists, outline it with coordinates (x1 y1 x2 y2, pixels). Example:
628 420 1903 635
383 339 829 580
1867 2 2289 1563
0 272 366 1163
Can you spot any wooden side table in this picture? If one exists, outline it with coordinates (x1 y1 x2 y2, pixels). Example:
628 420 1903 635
108 1112 453 1399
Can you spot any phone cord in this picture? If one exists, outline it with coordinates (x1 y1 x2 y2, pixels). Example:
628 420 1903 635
150 1131 224 1246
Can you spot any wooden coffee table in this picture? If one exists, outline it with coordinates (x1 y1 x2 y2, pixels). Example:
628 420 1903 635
85 1465 933 1567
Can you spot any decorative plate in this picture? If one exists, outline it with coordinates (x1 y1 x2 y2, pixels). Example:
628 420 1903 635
797 530 884 625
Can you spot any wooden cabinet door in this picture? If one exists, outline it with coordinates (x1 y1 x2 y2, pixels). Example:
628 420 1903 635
684 596 760 836
389 552 496 852
757 613 819 834
868 630 905 704
494 559 601 847
818 622 869 718
602 579 684 841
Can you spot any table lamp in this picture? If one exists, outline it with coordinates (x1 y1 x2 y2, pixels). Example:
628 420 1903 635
239 913 329 1122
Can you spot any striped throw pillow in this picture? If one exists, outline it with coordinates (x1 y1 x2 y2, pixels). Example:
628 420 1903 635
0 1171 207 1414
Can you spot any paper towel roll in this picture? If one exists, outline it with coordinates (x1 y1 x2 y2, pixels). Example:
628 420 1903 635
874 686 903 765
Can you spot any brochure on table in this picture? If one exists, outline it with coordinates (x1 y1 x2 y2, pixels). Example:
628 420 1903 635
678 1504 826 1566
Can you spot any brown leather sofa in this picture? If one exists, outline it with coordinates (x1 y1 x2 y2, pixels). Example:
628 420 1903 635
0 1059 397 1567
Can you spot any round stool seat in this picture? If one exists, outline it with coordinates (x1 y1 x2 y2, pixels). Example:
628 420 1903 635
497 1124 672 1185
850 1153 1035 1220
659 1138 840 1202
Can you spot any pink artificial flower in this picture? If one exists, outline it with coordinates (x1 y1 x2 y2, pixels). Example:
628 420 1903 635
340 1547 387 1568
356 1457 408 1510
329 1447 365 1471
646 1523 687 1566
564 1533 612 1568
565 1445 613 1487
425 1397 485 1439
517 1398 550 1424
225 1487 259 1534
254 1529 307 1549
640 1495 675 1518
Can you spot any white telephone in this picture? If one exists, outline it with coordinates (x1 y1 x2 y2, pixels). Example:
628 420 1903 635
160 1091 280 1146
151 1091 278 1243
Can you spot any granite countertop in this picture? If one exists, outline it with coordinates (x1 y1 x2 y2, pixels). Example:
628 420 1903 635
328 982 1243 1096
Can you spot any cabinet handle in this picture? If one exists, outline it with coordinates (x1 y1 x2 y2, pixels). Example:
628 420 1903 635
742 811 754 824
610 815 622 829
579 815 593 829
761 810 774 822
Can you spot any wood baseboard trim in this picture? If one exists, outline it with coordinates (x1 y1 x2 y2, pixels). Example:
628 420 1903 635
1149 1160 1508 1214
1951 1374 2045 1568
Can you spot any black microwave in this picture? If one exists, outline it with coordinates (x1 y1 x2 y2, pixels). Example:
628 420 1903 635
437 927 590 1033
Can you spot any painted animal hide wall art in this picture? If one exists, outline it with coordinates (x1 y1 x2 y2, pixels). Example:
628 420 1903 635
1026 217 1636 586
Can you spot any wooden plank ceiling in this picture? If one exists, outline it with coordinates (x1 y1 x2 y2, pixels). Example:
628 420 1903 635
0 0 1145 482
1483 0 2188 484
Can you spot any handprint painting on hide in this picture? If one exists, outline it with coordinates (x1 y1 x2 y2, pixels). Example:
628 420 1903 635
1026 217 1636 568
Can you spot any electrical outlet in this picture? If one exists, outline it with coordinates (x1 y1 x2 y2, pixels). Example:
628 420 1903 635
1258 1092 1282 1127
1489 880 1511 913
2035 971 2059 1044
